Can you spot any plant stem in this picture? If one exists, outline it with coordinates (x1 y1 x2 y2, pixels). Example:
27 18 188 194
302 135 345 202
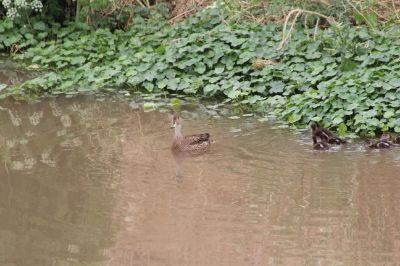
135 0 145 7
24 8 31 26
76 0 80 23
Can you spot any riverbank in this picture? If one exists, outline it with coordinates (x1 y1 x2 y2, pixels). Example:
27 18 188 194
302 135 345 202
1 6 400 136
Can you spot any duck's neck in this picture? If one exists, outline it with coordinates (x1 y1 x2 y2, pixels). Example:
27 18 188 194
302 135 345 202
175 124 183 139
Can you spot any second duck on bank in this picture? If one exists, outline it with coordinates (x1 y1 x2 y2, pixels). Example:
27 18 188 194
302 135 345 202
310 122 347 150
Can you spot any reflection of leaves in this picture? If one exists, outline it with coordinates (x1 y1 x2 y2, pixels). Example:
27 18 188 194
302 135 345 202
29 111 43 126
171 98 181 108
143 102 156 110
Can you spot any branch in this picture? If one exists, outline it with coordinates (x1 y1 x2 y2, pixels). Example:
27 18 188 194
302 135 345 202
277 8 338 50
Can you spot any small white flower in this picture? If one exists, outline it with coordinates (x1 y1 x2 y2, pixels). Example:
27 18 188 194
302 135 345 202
15 0 28 8
30 0 43 12
6 7 19 20
2 0 12 9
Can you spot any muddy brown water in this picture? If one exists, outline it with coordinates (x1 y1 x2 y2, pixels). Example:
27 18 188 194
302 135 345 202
1 95 400 266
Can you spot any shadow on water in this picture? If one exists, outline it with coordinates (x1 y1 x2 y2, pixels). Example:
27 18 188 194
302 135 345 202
1 94 400 266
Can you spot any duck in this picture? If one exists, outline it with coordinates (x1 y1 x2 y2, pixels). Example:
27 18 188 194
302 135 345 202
380 132 400 144
310 121 347 144
170 113 211 154
312 136 330 150
380 132 391 142
365 139 391 149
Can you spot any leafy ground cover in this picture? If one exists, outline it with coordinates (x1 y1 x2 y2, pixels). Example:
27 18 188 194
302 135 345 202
1 6 400 136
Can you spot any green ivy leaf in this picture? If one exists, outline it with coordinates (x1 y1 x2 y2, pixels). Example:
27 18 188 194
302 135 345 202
238 51 254 64
384 109 395 119
204 84 219 94
157 79 167 89
214 66 225 74
167 79 178 90
143 82 154 92
269 81 285 94
70 56 86 65
33 21 47 31
226 90 241 99
37 32 48 39
332 117 344 125
288 113 301 123
3 19 13 30
194 62 206 74
4 35 22 47
340 58 358 72
338 123 347 136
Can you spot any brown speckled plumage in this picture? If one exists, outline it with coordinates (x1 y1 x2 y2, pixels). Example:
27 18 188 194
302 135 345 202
380 132 400 144
365 139 391 149
310 122 347 145
312 136 330 150
171 113 210 154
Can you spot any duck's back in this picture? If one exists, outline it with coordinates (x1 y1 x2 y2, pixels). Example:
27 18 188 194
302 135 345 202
172 133 210 153
185 133 210 145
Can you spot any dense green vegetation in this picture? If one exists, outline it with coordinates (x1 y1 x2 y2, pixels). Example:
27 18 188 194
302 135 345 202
1 2 400 136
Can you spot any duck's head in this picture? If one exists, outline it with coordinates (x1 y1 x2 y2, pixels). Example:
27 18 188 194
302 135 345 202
309 121 320 133
171 113 182 128
380 132 391 141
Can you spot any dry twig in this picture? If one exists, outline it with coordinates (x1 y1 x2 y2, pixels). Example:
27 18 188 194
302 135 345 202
277 8 338 50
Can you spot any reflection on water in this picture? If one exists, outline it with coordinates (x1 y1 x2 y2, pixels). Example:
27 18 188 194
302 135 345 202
1 95 400 266
0 58 38 86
